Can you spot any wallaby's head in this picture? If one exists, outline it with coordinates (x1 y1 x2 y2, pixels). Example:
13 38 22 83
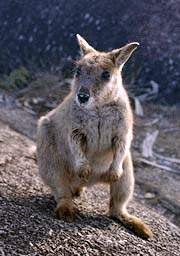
72 34 139 108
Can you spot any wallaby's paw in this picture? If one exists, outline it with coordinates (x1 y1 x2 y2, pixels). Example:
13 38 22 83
102 170 119 183
55 205 73 223
104 166 123 182
109 170 122 182
78 162 91 182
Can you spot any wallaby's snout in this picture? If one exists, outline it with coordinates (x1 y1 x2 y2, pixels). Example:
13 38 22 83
77 87 90 104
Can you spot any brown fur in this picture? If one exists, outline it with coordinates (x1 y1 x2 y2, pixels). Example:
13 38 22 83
37 34 153 239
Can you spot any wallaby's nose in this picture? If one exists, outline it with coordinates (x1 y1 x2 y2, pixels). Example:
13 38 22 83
77 87 90 104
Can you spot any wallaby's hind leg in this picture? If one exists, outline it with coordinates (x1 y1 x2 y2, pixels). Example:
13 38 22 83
109 152 153 239
39 167 74 222
37 117 74 222
51 181 74 223
39 168 74 222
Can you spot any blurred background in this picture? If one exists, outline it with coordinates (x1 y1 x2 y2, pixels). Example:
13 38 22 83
0 0 180 106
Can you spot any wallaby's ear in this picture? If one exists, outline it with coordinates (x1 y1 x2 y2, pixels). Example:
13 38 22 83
76 34 96 56
110 42 139 68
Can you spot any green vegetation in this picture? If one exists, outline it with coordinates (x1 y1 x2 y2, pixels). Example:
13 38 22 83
0 67 30 90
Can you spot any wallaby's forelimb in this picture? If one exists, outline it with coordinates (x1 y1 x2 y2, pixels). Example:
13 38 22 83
103 136 127 182
109 136 126 181
70 129 91 181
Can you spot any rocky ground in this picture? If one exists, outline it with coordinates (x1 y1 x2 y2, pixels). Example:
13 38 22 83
0 0 180 104
0 86 180 255
0 119 180 256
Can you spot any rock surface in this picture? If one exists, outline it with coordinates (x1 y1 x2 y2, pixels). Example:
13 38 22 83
0 0 180 104
0 118 180 255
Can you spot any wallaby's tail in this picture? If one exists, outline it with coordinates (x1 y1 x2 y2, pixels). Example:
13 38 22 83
28 145 37 161
118 212 153 239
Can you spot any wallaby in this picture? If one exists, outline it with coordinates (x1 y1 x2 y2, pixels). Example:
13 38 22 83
37 34 153 239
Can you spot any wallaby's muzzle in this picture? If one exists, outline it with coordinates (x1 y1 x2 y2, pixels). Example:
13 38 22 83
77 87 90 104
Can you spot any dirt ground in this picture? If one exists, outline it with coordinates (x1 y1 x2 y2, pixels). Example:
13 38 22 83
0 87 180 255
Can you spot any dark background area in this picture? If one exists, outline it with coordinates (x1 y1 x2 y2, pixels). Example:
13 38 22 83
0 0 179 104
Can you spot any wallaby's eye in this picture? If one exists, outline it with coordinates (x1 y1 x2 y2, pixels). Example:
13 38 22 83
101 70 111 81
76 66 81 77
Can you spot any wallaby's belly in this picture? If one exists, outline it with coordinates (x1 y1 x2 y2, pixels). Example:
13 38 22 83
88 150 113 175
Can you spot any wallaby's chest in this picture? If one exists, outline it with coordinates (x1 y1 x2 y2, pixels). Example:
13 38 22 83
73 105 125 155
87 116 113 154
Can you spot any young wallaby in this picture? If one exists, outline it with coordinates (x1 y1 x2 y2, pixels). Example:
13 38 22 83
37 34 153 239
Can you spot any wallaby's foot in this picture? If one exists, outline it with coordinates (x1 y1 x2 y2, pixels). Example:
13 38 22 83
120 213 153 239
77 162 91 182
55 200 73 223
111 212 153 239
